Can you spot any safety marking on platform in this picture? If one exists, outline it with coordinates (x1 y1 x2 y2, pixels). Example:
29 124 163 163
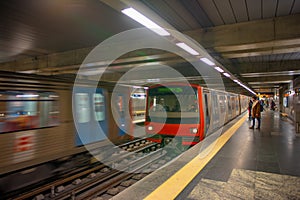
144 114 248 200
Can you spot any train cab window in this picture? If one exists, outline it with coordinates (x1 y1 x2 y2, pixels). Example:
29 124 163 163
93 93 105 121
75 93 90 123
0 91 60 133
147 86 199 124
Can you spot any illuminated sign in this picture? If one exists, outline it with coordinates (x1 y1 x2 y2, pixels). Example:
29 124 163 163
157 87 183 93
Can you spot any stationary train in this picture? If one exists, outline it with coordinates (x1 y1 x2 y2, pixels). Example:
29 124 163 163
145 82 249 147
0 72 140 194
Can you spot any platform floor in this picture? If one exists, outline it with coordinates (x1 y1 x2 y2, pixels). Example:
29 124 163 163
113 110 300 200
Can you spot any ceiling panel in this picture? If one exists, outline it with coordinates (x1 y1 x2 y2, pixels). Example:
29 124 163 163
214 0 236 24
289 52 300 59
141 0 196 31
262 55 270 62
292 0 300 14
277 0 294 16
283 53 292 60
246 0 262 20
274 54 283 61
256 55 263 63
165 0 200 30
262 0 278 18
179 0 213 27
230 0 249 22
197 0 224 25
250 56 257 63
0 0 142 63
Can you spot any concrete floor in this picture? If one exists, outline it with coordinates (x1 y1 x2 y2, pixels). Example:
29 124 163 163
113 110 300 200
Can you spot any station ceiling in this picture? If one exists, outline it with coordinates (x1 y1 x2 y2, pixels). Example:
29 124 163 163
1 0 300 96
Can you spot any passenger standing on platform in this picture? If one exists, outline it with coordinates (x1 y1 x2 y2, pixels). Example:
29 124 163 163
270 100 276 111
249 96 261 129
248 99 253 120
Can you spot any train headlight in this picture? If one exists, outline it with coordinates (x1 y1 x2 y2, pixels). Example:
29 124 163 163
190 128 198 134
148 126 153 131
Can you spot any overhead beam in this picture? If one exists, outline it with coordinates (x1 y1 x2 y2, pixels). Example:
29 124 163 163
226 60 300 74
214 38 300 52
186 14 300 48
222 46 300 58
185 14 300 58
0 47 178 74
244 76 293 83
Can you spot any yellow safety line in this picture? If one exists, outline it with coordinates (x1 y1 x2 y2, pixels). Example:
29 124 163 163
144 114 248 200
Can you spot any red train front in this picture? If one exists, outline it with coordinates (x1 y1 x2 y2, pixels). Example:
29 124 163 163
145 83 204 146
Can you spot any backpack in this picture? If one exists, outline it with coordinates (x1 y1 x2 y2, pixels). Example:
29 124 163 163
260 101 264 112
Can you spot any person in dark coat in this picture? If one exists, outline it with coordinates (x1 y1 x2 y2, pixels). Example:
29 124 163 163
248 99 253 120
249 96 261 129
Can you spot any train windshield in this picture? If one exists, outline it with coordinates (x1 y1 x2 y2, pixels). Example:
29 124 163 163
147 85 199 124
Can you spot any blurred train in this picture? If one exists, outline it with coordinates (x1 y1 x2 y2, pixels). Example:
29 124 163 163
0 71 145 194
145 82 249 147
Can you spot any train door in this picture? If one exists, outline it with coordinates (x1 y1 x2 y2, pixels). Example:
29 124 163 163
230 96 235 118
235 95 240 116
74 87 108 146
92 90 108 140
111 86 134 140
116 94 126 136
211 91 220 130
218 94 226 126
203 89 211 135
226 95 232 121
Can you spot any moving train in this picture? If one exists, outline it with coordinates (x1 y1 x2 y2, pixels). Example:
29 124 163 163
0 71 142 194
145 82 249 147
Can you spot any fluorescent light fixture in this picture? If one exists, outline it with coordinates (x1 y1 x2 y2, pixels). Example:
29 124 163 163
238 82 256 95
176 42 199 55
17 70 38 74
16 94 39 98
214 67 224 73
223 73 230 77
147 78 160 83
200 58 215 66
122 7 170 36
234 79 240 84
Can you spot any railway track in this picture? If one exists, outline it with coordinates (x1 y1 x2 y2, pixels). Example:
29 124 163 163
7 138 177 200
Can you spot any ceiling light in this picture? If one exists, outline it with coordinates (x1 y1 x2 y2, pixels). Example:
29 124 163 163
223 73 230 77
16 94 39 98
214 67 224 73
234 79 240 84
200 58 215 66
122 8 170 36
175 42 199 55
238 82 256 95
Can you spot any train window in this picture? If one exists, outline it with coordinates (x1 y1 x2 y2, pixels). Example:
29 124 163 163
236 97 239 111
219 95 226 113
130 89 146 123
212 95 218 114
227 95 231 110
39 92 60 127
204 93 211 132
0 91 59 133
93 93 105 121
230 96 235 112
75 93 90 123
